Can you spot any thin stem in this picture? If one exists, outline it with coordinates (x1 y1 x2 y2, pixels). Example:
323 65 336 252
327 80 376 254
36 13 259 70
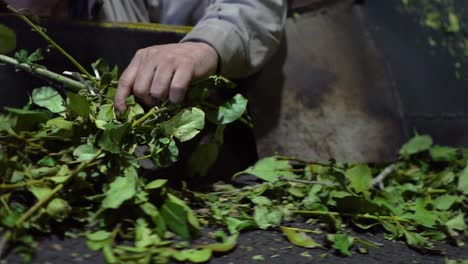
0 54 85 92
15 183 64 228
0 231 12 258
0 179 45 190
7 5 99 87
132 107 168 128
135 154 153 161
371 164 396 189
291 210 412 223
278 176 338 186
280 226 322 235
0 150 104 256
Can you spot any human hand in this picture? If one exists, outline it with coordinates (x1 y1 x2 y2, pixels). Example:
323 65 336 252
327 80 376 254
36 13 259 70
114 41 219 111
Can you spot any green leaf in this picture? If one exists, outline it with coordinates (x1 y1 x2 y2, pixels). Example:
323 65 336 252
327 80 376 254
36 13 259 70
15 49 43 64
400 134 433 157
0 24 16 53
160 107 205 142
404 230 429 248
0 115 17 131
27 49 44 63
327 234 354 256
86 231 112 251
6 107 49 131
101 166 138 209
103 245 118 264
233 157 296 182
194 234 238 252
135 218 160 248
445 212 466 231
211 94 248 124
45 117 74 137
38 157 56 167
281 227 323 249
145 179 168 190
434 194 457 210
344 164 372 194
28 186 53 200
430 146 458 162
172 249 212 263
458 165 468 195
187 143 219 177
73 144 98 162
14 49 29 63
98 122 131 154
96 104 115 122
447 12 460 32
86 230 112 241
251 196 273 206
67 92 90 118
161 194 200 240
226 217 256 234
140 202 166 237
253 205 282 229
46 198 71 222
32 87 66 113
410 199 438 228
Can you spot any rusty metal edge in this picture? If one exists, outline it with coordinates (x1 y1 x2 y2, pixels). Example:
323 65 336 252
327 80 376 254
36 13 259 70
0 13 192 34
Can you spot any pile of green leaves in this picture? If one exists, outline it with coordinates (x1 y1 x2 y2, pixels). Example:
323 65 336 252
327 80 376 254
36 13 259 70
0 19 249 263
1 11 467 264
193 135 467 257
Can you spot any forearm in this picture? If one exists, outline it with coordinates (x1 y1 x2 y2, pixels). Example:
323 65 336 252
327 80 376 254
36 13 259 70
181 0 287 79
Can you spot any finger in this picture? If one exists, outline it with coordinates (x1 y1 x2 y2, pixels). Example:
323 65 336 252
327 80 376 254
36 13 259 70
150 66 175 100
115 51 143 111
133 57 158 106
169 65 193 103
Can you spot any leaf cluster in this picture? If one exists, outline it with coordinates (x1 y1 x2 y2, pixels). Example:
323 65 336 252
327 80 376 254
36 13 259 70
198 135 467 257
0 55 248 262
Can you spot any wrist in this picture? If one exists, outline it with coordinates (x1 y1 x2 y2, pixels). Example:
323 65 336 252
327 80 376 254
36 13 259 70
187 41 219 76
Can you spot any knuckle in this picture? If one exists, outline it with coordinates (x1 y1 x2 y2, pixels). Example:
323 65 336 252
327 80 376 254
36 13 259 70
162 53 176 62
148 47 159 56
171 83 186 92
118 77 132 88
135 48 146 57
150 89 164 98
133 88 147 98
177 57 191 66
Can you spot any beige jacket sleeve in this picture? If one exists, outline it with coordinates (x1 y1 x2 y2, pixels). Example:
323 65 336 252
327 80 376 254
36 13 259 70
93 0 287 79
181 1 287 79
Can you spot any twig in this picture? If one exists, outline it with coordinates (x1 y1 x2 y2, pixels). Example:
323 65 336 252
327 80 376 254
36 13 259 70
371 164 396 189
0 179 45 190
132 107 168 128
292 210 412 223
6 5 99 87
280 226 322 235
0 150 104 257
0 54 85 92
0 231 12 258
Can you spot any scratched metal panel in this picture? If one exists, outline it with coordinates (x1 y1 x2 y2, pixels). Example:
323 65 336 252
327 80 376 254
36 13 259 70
249 1 406 162
362 0 468 147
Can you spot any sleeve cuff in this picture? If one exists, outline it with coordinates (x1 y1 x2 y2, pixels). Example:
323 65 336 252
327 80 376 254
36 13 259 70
180 19 248 79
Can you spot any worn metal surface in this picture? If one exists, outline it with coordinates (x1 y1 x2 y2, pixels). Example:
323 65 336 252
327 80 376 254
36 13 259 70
249 0 405 163
362 0 468 147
